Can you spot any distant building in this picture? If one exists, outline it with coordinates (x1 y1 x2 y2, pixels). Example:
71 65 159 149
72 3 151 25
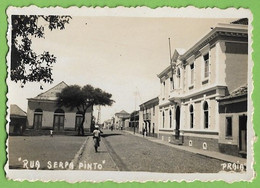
9 104 27 135
114 110 130 129
103 118 114 129
157 20 248 157
129 110 139 133
139 97 159 137
27 81 93 133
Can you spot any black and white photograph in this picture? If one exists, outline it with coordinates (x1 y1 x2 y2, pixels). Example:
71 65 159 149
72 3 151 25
5 6 254 182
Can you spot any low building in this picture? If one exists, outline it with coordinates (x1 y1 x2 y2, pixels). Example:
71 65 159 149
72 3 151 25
9 104 27 135
217 85 247 157
114 110 130 129
27 81 93 133
139 97 159 137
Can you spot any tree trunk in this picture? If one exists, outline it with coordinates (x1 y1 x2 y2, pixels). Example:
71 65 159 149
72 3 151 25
79 112 86 136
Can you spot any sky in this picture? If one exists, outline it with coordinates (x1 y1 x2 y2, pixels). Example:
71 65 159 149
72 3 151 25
8 15 236 122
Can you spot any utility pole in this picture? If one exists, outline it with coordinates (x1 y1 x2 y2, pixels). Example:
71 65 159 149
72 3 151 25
133 88 138 134
168 38 174 89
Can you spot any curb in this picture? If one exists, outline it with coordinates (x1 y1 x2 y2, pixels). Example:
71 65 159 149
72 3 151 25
70 137 89 170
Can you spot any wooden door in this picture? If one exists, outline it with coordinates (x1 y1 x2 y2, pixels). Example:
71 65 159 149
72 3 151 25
33 114 42 130
239 115 247 153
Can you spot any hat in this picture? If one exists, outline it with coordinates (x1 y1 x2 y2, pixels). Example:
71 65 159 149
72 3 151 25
95 125 99 129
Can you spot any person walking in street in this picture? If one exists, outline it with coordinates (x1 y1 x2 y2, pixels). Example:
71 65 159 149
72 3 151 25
93 125 102 152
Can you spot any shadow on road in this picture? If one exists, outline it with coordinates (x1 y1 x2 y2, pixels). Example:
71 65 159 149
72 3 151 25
101 133 122 138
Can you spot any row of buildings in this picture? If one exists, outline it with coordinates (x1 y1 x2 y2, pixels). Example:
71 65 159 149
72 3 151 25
106 19 248 158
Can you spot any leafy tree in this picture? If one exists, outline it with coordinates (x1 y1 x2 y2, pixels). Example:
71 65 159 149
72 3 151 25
57 85 114 135
11 15 71 87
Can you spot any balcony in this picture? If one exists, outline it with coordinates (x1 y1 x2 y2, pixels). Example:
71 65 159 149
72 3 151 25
143 113 151 121
168 88 183 101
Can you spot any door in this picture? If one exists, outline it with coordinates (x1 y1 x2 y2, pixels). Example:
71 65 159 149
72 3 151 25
53 115 64 131
75 115 83 131
239 115 247 153
175 106 180 139
33 114 42 130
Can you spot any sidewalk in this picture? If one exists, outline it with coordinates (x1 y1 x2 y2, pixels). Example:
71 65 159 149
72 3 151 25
72 136 119 171
123 130 246 166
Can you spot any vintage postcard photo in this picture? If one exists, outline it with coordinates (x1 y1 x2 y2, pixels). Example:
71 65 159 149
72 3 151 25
5 6 254 182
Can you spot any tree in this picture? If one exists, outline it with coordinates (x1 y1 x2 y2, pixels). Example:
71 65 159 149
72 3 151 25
57 85 114 135
11 15 72 87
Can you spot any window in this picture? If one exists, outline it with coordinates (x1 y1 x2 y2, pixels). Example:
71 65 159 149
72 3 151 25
203 102 209 129
162 111 165 128
203 53 209 78
177 68 181 88
190 63 194 84
226 117 232 137
170 77 174 90
169 110 172 128
190 105 194 128
163 81 166 99
153 105 155 116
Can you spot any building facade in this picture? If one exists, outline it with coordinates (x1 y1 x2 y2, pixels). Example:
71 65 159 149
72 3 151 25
157 21 248 157
128 110 139 133
9 104 27 135
27 81 93 133
139 97 159 137
114 110 130 129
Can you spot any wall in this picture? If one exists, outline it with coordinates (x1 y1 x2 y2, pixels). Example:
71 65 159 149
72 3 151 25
27 100 92 131
183 135 219 152
138 110 144 133
218 100 247 145
224 42 248 93
182 97 218 132
152 104 159 135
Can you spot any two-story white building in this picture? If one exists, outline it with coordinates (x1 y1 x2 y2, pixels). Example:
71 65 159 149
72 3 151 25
139 97 159 137
157 20 248 157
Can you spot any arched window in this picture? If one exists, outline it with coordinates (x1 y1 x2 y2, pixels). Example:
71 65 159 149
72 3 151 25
162 111 165 128
163 81 166 98
33 108 43 130
169 110 172 128
170 77 174 90
177 68 181 88
203 102 209 129
190 105 194 128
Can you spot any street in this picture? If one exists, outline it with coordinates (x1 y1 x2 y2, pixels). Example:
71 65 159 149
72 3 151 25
8 130 226 172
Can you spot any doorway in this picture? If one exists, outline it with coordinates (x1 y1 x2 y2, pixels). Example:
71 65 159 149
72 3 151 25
239 115 247 154
33 109 43 130
33 114 42 130
175 106 180 139
53 109 65 131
